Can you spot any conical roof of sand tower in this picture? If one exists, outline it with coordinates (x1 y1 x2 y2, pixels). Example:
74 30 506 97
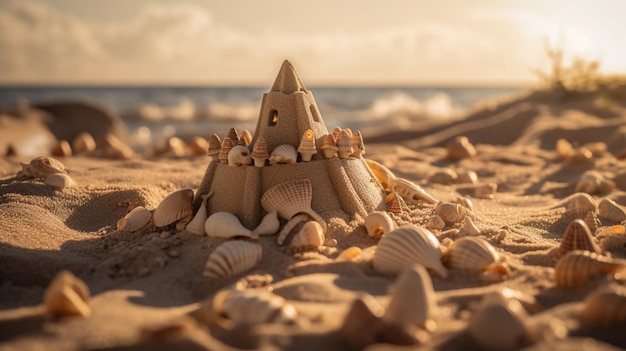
271 60 307 94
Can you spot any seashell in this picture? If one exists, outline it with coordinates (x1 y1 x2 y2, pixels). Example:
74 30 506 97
276 213 309 245
388 177 438 204
454 196 474 211
185 193 211 235
227 145 252 167
251 137 269 167
152 188 194 228
556 138 574 160
598 198 626 223
446 136 476 160
434 202 465 224
365 159 396 189
584 141 608 157
203 241 262 278
576 170 615 195
43 270 91 318
583 210 599 234
425 215 446 231
597 225 626 238
386 192 407 214
155 136 187 157
570 146 593 163
100 133 134 159
207 134 222 160
343 128 353 138
238 130 252 146
457 216 481 236
72 132 96 154
188 136 209 156
336 246 362 261
429 168 457 185
227 127 239 144
554 250 626 288
467 297 528 350
252 210 280 236
581 285 626 326
330 126 342 140
480 287 541 313
27 156 66 178
364 211 394 239
473 182 498 199
383 265 438 332
599 234 626 252
456 170 478 184
297 129 317 161
51 140 72 157
261 178 326 231
289 221 325 253
336 130 354 159
442 236 508 280
554 219 602 261
559 192 596 217
205 212 257 239
44 173 76 189
218 137 234 164
373 225 447 278
216 289 297 325
118 206 152 232
320 133 338 159
350 130 365 158
269 144 297 165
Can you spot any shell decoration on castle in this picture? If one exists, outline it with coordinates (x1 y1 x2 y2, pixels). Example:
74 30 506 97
554 250 626 288
336 129 354 159
251 137 269 167
207 134 222 160
442 236 510 280
269 144 297 165
227 127 239 144
43 270 91 318
239 129 252 146
364 211 395 239
297 129 317 161
212 288 297 326
388 177 438 205
203 241 263 278
350 130 365 158
152 188 194 228
288 220 325 253
554 219 602 261
227 145 252 167
118 206 152 232
373 225 448 278
218 137 234 164
185 193 211 236
204 212 258 240
251 210 280 236
320 133 339 159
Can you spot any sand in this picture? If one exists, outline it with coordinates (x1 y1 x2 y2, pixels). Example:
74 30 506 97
2 86 626 351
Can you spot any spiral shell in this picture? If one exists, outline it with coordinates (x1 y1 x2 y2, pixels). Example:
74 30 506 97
446 136 476 160
297 129 317 161
442 236 507 279
207 134 222 160
554 250 626 288
227 127 239 144
118 206 152 232
389 177 438 204
215 289 297 326
467 297 528 350
43 270 91 318
364 159 396 189
252 210 280 236
581 285 626 326
227 145 252 167
72 132 96 155
218 137 234 164
373 225 447 278
205 212 257 239
185 194 210 236
598 198 626 223
203 241 262 278
261 179 325 230
364 211 394 239
44 173 76 189
289 221 325 253
554 219 602 261
320 134 338 159
434 202 465 224
336 129 354 159
350 130 365 158
152 188 194 228
269 144 297 165
251 137 269 167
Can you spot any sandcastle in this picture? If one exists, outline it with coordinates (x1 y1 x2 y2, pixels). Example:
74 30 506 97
193 60 386 228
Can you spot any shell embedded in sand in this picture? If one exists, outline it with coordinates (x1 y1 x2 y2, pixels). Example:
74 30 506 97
350 130 365 158
336 129 354 159
289 220 325 253
227 145 252 167
442 236 509 279
467 297 528 350
239 129 252 146
297 129 317 161
383 265 438 332
554 250 626 288
218 137 234 164
425 215 446 231
227 127 239 144
457 216 480 236
373 225 447 278
365 159 396 189
24 156 66 179
320 133 338 159
72 132 96 155
364 211 394 239
43 270 91 318
261 179 326 231
185 193 211 236
44 173 76 189
204 212 257 239
554 219 602 261
598 198 626 223
269 144 297 165
215 289 297 325
51 140 72 157
388 177 438 204
152 188 194 228
562 192 597 216
446 136 476 160
429 168 457 185
434 202 465 224
252 210 280 236
251 137 269 167
581 285 626 326
575 170 615 195
207 134 222 160
118 206 152 232
203 241 262 278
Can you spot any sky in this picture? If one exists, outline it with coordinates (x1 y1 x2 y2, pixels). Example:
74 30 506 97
0 0 625 86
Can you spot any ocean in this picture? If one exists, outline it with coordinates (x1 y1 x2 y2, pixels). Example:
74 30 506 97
0 85 526 151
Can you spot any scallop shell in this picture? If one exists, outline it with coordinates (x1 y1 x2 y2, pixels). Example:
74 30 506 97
152 188 194 228
239 130 252 146
297 129 317 162
227 145 251 167
204 212 257 239
207 134 222 160
389 177 438 204
598 198 626 223
554 219 602 260
203 241 262 278
456 170 478 185
289 221 325 253
216 289 297 325
252 210 280 236
72 132 96 154
261 179 325 230
581 285 626 326
320 133 338 159
350 130 365 158
269 144 297 165
373 225 447 278
27 156 66 178
218 137 234 164
51 140 72 157
583 210 599 234
425 215 446 231
434 202 465 224
561 192 596 216
118 206 152 232
44 173 76 189
429 168 457 185
383 265 438 332
43 270 91 318
251 137 269 167
467 298 528 350
336 129 353 159
185 194 210 235
227 127 239 144
446 136 476 160
364 159 396 189
364 211 394 239
556 138 574 160
554 250 626 288
457 216 480 236
442 236 504 273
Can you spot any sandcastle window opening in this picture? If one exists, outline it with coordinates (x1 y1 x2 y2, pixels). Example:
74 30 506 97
309 104 320 122
269 109 278 126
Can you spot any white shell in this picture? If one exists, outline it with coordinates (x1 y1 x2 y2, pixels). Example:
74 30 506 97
252 210 280 236
373 225 447 278
269 144 297 165
442 237 507 277
598 198 626 223
457 216 480 236
185 194 210 236
43 270 91 318
204 212 257 239
203 241 262 278
289 221 325 253
261 179 326 231
467 298 528 350
434 202 465 224
336 129 353 159
364 211 394 239
118 206 152 232
152 188 194 228
388 177 438 204
364 159 396 189
425 215 446 231
44 173 76 189
216 289 297 325
227 145 252 167
456 170 478 185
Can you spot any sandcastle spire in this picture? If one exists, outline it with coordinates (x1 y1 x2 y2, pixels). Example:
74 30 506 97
271 60 307 94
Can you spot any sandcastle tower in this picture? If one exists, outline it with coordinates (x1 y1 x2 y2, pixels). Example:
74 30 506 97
194 60 385 229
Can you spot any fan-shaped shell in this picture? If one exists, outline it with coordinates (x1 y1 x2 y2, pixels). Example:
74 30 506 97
425 215 446 231
44 173 76 189
373 225 447 278
185 194 210 235
203 241 262 278
218 137 234 164
152 188 194 228
320 134 338 159
581 285 626 326
269 144 297 165
554 219 602 260
598 198 626 223
227 127 239 144
207 134 222 160
227 145 251 167
297 129 317 161
72 132 96 154
336 129 353 159
216 289 297 325
364 211 394 239
251 137 269 167
118 206 152 232
447 136 476 160
204 212 257 239
28 156 66 178
252 210 280 236
364 159 396 189
239 129 252 146
289 221 325 253
434 202 465 223
442 236 501 272
43 270 91 318
467 298 528 350
350 130 365 158
554 250 626 288
389 178 438 204
261 179 325 230
51 140 72 157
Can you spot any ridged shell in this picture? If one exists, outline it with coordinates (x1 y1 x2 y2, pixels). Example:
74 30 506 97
251 137 269 167
429 168 457 185
204 212 257 239
218 137 234 164
386 192 406 214
203 241 262 278
373 225 447 278
44 173 76 189
562 192 597 217
384 265 438 332
350 130 365 158
364 211 394 239
269 144 297 165
217 289 297 325
320 134 338 159
261 179 325 228
554 250 626 288
227 145 251 167
118 206 152 232
252 210 280 236
28 156 66 178
425 215 446 231
336 129 353 159
581 285 626 326
364 159 396 189
446 136 476 160
554 219 602 260
442 236 501 272
389 177 438 204
72 132 96 154
239 130 252 146
51 140 72 157
152 188 194 228
43 270 91 318
207 134 222 160
297 129 317 161
467 298 527 350
457 216 480 236
185 194 210 235
227 127 239 144
598 198 626 223
434 202 465 223
289 221 325 253
583 210 599 234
